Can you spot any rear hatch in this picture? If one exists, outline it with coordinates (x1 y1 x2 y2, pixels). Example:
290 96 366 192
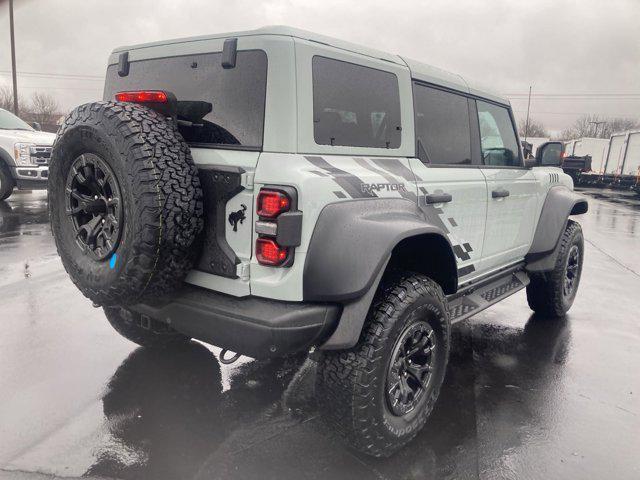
103 48 268 296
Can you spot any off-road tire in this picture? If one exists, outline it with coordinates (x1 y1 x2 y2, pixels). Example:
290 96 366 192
526 220 584 317
104 306 190 348
0 162 15 201
316 273 451 457
48 102 203 306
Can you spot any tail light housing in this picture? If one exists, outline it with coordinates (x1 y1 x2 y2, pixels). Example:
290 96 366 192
257 189 290 218
256 238 289 266
114 90 177 118
115 90 168 103
254 187 301 267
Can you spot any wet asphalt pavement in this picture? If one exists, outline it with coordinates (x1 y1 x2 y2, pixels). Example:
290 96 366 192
0 188 639 480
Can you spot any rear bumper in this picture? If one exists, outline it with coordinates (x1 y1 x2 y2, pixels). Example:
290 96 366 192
132 285 341 358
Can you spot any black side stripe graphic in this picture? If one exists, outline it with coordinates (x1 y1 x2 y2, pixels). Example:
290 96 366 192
305 156 376 199
352 157 417 202
458 264 476 277
334 191 347 199
453 244 471 261
370 158 417 182
448 217 458 227
463 242 473 252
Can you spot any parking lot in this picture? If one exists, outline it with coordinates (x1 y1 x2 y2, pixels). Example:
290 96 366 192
0 188 638 480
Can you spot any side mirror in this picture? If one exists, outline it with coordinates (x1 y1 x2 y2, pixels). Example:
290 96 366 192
29 121 42 131
535 141 564 167
523 157 537 168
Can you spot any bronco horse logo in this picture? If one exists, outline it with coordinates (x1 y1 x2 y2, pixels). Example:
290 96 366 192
228 204 247 232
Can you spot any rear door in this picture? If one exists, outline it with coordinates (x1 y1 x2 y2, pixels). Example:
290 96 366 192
409 83 488 281
474 100 539 271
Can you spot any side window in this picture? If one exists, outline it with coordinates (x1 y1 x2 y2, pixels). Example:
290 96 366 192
476 100 521 167
413 83 471 164
312 56 401 148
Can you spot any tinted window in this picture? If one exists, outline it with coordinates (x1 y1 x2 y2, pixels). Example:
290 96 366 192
104 50 267 149
312 56 401 148
476 101 520 166
413 84 471 164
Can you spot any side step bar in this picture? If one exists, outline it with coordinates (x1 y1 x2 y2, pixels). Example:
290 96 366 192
447 269 529 324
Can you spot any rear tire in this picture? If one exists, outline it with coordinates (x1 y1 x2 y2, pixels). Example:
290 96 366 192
316 273 450 457
104 306 190 348
0 163 15 201
526 220 584 317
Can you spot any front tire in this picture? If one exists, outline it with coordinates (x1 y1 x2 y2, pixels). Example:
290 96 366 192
0 163 15 201
316 273 450 457
526 220 584 317
104 306 190 348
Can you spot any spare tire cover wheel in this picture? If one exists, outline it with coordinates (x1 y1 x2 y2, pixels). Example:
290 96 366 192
48 101 203 306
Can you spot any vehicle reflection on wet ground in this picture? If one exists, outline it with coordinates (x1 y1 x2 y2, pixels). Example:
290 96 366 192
0 189 638 480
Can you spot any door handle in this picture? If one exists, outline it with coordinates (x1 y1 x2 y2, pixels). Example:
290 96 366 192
424 193 452 204
492 188 510 199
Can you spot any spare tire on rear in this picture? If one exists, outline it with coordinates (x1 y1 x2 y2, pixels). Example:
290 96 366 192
48 101 203 306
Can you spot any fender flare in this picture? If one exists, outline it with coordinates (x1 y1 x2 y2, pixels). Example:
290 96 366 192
525 186 588 272
303 198 455 303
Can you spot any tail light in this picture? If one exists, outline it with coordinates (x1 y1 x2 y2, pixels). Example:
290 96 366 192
256 238 288 266
254 187 300 267
115 90 168 103
257 189 290 218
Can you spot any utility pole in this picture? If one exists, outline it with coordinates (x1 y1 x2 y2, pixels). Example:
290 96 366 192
524 85 532 142
589 121 605 138
9 0 19 116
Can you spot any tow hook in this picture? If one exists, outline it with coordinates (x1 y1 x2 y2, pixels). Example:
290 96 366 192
219 349 241 365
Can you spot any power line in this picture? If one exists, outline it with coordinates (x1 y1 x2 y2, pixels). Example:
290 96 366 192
513 109 640 116
504 93 640 96
0 70 103 80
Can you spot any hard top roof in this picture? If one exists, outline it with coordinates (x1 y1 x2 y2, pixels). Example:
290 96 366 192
113 25 508 105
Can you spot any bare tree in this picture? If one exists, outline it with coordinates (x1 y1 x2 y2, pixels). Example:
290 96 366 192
561 114 640 140
29 92 60 125
0 84 27 112
518 118 548 138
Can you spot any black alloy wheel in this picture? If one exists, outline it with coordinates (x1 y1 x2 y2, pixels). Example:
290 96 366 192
563 244 580 300
386 320 436 417
65 153 122 261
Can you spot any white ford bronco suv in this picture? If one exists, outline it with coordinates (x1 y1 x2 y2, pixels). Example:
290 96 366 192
0 108 55 200
48 26 588 456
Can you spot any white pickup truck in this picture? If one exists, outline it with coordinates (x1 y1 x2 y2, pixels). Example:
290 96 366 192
0 108 56 200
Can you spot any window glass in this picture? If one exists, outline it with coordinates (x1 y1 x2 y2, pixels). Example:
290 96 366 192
312 56 401 148
0 108 33 131
413 84 471 165
476 101 520 166
104 50 268 149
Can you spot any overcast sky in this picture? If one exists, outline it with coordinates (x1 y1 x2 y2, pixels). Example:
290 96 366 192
1 0 639 133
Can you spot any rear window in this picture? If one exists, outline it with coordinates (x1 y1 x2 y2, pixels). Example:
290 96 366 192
312 56 401 149
104 50 267 149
